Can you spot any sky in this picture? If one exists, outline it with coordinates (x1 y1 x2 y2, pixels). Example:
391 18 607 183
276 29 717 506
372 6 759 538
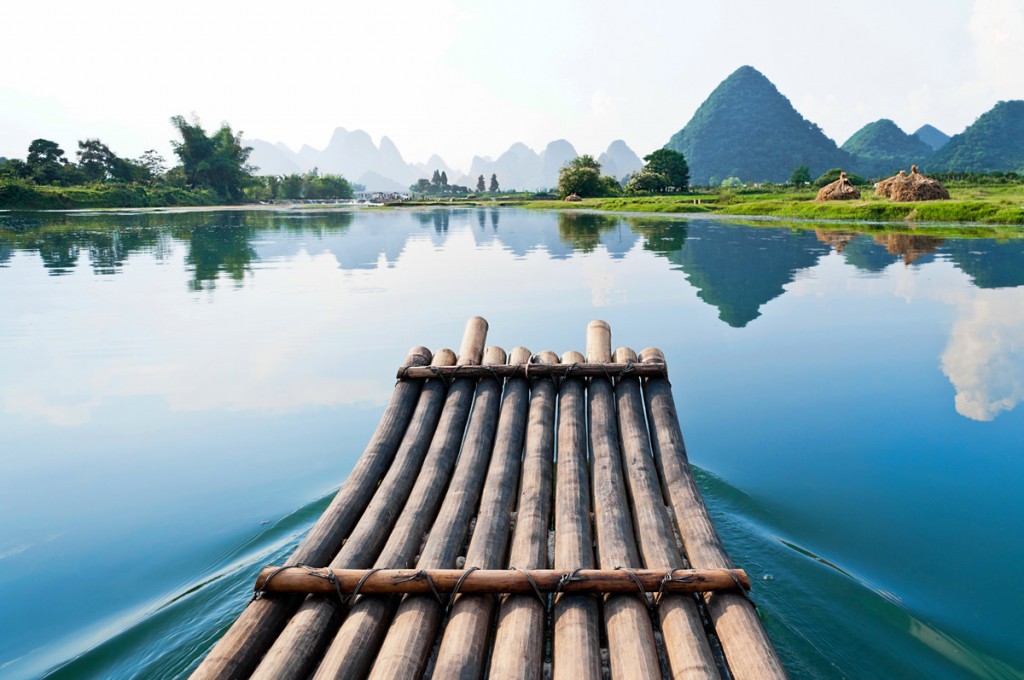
2 0 1023 173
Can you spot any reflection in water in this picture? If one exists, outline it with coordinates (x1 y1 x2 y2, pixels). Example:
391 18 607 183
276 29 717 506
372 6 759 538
872 234 944 265
638 221 829 327
814 229 858 253
941 287 1024 421
943 238 1024 289
556 212 621 254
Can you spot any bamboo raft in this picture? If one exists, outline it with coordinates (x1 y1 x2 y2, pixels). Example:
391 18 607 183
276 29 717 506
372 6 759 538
192 317 786 680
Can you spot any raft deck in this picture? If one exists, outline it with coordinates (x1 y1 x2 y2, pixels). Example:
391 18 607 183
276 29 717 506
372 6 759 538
192 318 786 680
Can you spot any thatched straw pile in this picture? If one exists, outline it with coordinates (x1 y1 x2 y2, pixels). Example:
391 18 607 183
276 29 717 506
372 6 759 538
564 193 582 202
875 170 907 198
882 165 950 202
815 172 861 201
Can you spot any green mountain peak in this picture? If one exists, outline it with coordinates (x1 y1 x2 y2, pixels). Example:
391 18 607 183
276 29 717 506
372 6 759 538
666 66 851 185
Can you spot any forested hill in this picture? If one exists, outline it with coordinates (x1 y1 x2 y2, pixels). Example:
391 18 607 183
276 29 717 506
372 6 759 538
665 66 851 185
926 100 1024 173
841 119 934 177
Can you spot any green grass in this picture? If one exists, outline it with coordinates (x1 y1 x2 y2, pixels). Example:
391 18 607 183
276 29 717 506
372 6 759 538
522 185 1024 226
0 181 221 209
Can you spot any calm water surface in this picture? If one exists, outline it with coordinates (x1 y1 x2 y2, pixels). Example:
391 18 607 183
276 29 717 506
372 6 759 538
1 208 1022 679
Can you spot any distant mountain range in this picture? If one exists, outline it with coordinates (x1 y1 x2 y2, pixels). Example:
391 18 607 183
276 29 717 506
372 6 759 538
666 65 1024 184
245 131 643 192
247 65 1022 190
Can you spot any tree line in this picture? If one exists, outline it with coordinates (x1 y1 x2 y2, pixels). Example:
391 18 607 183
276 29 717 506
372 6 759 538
0 116 354 206
411 171 499 196
556 148 690 198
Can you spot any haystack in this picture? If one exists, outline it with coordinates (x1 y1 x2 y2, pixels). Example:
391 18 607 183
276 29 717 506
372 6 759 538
889 165 950 202
879 165 949 202
815 172 861 201
875 170 907 198
564 193 582 202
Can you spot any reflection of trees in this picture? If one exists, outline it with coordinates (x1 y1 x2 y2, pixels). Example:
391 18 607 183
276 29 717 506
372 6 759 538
0 210 355 286
490 208 500 231
556 213 620 253
872 234 944 265
174 216 257 290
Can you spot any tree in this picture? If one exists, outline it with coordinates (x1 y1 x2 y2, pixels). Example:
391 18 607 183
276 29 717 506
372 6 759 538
27 139 70 185
440 171 448 188
136 150 167 184
625 169 669 195
412 178 432 194
431 169 442 189
489 173 499 193
476 174 485 192
642 148 689 192
77 139 116 182
557 155 610 198
170 115 254 201
789 165 811 186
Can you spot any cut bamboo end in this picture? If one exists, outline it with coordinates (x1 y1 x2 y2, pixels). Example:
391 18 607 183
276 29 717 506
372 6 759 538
457 316 489 365
508 346 533 366
483 345 507 366
586 320 611 363
432 348 457 367
561 350 585 365
613 347 637 364
533 349 560 365
406 345 433 366
638 347 666 365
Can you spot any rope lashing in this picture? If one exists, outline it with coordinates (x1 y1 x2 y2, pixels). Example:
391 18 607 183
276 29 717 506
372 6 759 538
394 569 445 606
445 566 479 614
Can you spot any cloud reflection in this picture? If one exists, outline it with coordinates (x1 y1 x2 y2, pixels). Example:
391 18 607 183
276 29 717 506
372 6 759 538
941 287 1024 421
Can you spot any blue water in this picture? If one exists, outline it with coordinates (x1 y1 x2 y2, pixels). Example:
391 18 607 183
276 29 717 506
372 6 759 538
0 208 1022 679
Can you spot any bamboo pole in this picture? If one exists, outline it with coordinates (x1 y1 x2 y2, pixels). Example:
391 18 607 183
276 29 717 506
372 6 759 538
255 568 750 595
639 348 787 680
614 347 720 679
354 346 505 680
552 349 601 680
190 345 433 680
586 321 661 680
397 363 667 380
247 347 459 680
431 346 532 679
304 319 490 680
490 350 559 680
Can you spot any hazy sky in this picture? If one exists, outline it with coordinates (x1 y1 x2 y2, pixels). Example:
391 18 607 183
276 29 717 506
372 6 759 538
2 0 1022 172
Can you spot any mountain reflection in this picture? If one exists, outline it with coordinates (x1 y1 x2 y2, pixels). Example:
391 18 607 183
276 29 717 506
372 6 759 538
635 220 829 327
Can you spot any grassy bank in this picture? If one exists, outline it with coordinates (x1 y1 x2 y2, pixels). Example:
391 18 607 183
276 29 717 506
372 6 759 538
524 184 1024 225
0 182 221 209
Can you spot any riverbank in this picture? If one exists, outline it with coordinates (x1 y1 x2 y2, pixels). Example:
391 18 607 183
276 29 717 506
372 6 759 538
0 182 221 209
524 184 1024 225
